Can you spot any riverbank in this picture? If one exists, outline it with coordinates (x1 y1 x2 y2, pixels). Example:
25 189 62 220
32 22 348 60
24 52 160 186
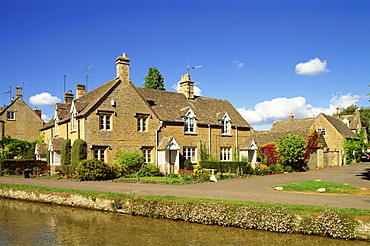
0 183 369 241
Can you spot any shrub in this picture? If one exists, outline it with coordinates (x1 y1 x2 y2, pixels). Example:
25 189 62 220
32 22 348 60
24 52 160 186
269 163 285 174
74 159 117 181
284 165 293 172
183 159 193 170
115 151 144 177
61 139 72 175
71 139 87 171
177 169 193 181
137 164 162 177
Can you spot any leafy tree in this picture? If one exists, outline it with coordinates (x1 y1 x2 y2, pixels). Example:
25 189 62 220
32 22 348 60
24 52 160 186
0 136 36 160
276 134 307 171
339 105 358 115
143 67 165 90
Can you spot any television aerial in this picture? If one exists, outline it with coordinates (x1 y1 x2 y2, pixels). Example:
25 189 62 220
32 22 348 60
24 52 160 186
187 60 202 74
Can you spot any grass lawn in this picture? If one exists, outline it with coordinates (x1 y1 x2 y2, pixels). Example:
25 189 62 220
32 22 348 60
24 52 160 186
273 180 370 195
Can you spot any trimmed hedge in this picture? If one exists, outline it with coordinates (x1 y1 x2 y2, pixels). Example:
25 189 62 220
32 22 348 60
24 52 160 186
0 159 47 176
71 139 87 170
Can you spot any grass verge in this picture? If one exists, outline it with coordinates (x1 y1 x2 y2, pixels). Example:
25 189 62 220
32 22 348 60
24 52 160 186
273 180 370 195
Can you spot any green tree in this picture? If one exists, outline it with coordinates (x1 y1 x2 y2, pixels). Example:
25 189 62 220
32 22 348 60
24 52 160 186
339 105 358 115
0 137 36 160
71 139 87 170
276 134 307 171
60 139 72 175
143 67 165 90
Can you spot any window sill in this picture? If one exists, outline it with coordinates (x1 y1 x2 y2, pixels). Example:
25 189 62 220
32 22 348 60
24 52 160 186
221 134 232 137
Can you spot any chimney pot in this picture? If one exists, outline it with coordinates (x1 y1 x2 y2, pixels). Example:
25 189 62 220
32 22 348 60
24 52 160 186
289 113 294 121
16 87 22 99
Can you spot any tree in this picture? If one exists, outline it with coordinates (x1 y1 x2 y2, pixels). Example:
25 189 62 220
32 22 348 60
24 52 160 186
143 67 165 90
0 136 36 160
276 134 307 171
339 105 358 115
257 142 278 165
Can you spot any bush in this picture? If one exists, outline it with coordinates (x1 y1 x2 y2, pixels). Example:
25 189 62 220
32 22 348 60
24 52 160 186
137 164 162 177
284 165 293 172
61 139 72 175
71 139 87 171
269 163 285 174
74 159 117 181
183 159 193 170
115 151 144 177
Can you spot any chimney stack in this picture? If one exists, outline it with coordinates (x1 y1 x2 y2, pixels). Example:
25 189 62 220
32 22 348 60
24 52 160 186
64 91 74 104
289 113 294 121
115 53 130 80
76 84 86 99
16 87 22 99
34 106 42 119
179 74 194 99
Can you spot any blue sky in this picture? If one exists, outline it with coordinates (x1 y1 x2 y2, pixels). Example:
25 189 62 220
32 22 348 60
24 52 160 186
1 0 369 130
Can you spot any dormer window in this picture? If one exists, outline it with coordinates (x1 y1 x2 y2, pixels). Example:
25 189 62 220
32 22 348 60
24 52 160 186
184 108 196 134
70 101 77 132
220 113 231 135
54 118 60 136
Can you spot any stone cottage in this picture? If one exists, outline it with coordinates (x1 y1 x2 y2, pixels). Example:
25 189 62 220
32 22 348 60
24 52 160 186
0 87 44 142
252 113 359 168
40 53 253 174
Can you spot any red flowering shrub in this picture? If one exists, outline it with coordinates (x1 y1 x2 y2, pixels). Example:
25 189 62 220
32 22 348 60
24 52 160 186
258 143 279 165
303 130 320 163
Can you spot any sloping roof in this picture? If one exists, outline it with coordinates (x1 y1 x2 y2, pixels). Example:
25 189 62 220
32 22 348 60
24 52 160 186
270 117 315 137
42 79 120 129
135 87 250 127
319 114 359 139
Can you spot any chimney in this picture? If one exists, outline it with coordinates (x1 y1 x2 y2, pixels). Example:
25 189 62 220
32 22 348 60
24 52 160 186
115 53 130 80
34 106 42 119
335 107 340 118
64 91 74 104
179 74 194 99
76 84 86 99
16 87 22 99
289 113 294 121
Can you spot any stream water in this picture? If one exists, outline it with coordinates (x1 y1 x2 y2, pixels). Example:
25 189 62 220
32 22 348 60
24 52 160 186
0 198 367 246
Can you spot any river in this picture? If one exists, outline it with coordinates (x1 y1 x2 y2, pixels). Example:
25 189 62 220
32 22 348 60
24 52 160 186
0 198 367 245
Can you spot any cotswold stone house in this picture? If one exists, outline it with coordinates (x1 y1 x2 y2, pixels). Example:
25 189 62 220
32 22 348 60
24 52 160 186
252 113 359 168
40 53 253 174
0 87 44 142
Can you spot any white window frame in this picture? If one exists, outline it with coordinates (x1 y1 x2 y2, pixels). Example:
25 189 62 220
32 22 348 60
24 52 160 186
142 148 152 163
317 128 326 136
6 111 15 120
184 108 196 134
99 114 111 130
220 113 231 135
183 147 196 163
220 147 232 161
70 102 78 132
93 148 105 162
137 116 147 132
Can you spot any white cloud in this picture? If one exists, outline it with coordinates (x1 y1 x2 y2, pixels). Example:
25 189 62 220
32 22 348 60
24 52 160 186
233 60 244 68
295 57 329 76
29 92 61 106
172 82 202 96
237 93 361 129
41 114 51 122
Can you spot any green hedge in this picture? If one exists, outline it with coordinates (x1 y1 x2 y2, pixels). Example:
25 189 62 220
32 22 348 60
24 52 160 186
200 161 252 175
0 159 47 176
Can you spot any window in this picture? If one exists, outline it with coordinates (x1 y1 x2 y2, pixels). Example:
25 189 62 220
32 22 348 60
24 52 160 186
71 111 77 132
55 119 59 136
99 114 111 130
6 111 15 120
183 147 196 162
142 148 152 163
137 116 147 132
317 128 326 136
220 147 232 161
93 148 105 162
220 113 231 135
184 108 196 134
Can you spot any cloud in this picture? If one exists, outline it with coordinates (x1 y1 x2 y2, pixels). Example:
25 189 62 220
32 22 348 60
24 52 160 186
295 57 329 76
233 60 244 68
172 82 202 96
41 114 51 122
29 92 61 106
237 93 361 128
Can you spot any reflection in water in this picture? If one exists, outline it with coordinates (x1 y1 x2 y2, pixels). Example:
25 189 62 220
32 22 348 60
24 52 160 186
0 198 367 246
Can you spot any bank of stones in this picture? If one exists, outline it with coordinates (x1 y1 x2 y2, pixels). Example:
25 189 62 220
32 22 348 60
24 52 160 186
0 187 369 241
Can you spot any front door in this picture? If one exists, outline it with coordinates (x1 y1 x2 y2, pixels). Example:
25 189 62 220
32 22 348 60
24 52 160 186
169 150 177 173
